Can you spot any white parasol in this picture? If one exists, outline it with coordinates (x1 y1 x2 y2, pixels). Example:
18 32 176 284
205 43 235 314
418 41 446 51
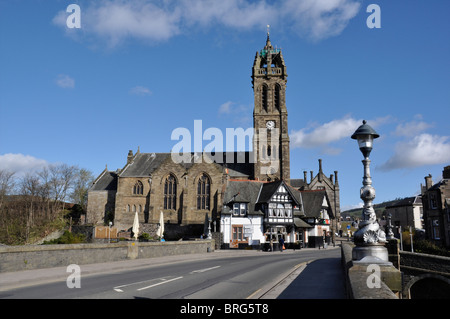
132 211 139 240
156 211 165 240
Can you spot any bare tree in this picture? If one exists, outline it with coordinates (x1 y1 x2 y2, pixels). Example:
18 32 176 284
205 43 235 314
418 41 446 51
19 173 42 241
71 168 94 212
0 170 15 210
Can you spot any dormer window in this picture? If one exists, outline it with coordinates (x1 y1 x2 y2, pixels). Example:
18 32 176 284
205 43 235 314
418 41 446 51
233 203 248 217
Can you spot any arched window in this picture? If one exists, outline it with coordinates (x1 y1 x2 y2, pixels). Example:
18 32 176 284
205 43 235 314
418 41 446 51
197 174 210 210
274 84 281 110
262 85 268 112
164 175 177 210
133 180 143 195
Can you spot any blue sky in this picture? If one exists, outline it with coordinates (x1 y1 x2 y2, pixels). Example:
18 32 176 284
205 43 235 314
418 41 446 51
0 0 449 211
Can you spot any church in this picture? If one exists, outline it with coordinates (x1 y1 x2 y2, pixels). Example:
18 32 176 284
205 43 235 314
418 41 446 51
86 32 341 248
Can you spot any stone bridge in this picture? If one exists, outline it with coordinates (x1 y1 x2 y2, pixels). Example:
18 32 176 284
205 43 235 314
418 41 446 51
343 241 450 299
399 250 450 299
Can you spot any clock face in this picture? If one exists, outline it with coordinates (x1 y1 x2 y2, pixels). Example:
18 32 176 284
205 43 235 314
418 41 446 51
266 121 275 130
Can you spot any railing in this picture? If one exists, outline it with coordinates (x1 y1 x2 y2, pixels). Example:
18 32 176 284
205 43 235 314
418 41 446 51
256 68 282 76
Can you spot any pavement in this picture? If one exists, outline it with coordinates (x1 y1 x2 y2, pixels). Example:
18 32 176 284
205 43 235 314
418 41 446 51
0 242 348 299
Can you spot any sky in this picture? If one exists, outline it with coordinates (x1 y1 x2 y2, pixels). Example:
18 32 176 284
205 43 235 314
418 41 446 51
0 0 449 211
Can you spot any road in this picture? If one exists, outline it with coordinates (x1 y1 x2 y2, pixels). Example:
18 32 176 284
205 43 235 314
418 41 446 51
0 247 342 299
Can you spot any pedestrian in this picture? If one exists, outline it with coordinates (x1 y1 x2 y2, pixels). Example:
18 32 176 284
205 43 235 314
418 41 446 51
279 237 285 252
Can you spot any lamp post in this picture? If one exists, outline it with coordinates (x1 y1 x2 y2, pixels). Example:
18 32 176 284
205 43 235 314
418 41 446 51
351 120 388 262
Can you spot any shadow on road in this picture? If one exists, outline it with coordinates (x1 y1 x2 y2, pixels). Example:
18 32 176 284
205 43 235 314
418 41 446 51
277 257 347 299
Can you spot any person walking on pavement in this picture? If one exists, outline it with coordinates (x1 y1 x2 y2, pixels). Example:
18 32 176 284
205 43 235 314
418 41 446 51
278 236 285 252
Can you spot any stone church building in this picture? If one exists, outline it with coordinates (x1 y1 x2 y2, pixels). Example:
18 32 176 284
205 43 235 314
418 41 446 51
87 33 341 247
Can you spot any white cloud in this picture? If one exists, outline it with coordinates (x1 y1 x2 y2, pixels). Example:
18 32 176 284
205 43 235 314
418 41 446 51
393 120 433 137
56 74 75 89
218 101 234 114
0 154 49 177
290 115 392 154
129 86 152 96
281 0 361 41
52 0 361 47
378 134 450 171
218 101 252 125
290 116 361 150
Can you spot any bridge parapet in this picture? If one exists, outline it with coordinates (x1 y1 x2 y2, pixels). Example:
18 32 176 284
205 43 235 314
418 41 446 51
400 251 450 277
399 250 450 298
341 243 401 299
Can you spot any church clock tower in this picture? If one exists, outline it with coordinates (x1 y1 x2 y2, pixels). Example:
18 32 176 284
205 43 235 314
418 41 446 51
252 30 290 183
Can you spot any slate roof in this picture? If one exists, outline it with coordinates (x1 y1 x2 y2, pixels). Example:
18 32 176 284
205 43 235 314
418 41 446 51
120 153 174 177
90 171 118 191
222 179 306 219
222 180 264 215
290 178 306 189
300 190 328 218
386 196 422 208
119 152 254 179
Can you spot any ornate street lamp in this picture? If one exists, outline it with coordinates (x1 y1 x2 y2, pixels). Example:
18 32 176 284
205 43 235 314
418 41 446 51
351 120 388 261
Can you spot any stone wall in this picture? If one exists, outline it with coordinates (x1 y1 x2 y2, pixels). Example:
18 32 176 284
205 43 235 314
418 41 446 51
114 158 225 232
0 240 215 273
400 251 450 276
341 243 401 299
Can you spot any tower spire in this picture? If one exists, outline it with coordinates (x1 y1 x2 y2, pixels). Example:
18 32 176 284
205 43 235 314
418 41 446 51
265 24 272 49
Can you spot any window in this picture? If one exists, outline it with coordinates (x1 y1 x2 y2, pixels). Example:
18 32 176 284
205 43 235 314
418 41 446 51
262 85 268 112
133 181 144 195
268 202 292 218
268 203 276 217
432 219 440 239
233 203 248 216
274 84 281 110
164 175 177 210
232 225 244 241
285 203 292 217
197 174 210 210
430 193 438 209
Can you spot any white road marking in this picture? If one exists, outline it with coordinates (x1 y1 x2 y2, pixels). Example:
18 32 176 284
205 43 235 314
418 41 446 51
190 266 221 274
113 265 220 293
136 276 183 291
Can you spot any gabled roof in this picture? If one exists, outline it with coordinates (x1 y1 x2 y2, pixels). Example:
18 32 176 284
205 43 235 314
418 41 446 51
300 190 329 218
120 153 174 177
90 171 117 191
119 151 254 179
257 180 302 207
222 180 264 215
386 195 422 208
290 178 306 189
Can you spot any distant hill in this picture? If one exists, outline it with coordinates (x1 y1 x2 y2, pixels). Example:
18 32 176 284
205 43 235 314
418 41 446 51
341 198 404 220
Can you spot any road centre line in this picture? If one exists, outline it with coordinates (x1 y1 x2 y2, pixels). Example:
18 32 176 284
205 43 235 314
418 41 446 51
113 276 177 292
113 265 220 293
190 266 221 274
136 276 183 291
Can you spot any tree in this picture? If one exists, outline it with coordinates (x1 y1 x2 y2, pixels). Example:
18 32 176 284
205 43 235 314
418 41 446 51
0 169 15 210
70 168 94 212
